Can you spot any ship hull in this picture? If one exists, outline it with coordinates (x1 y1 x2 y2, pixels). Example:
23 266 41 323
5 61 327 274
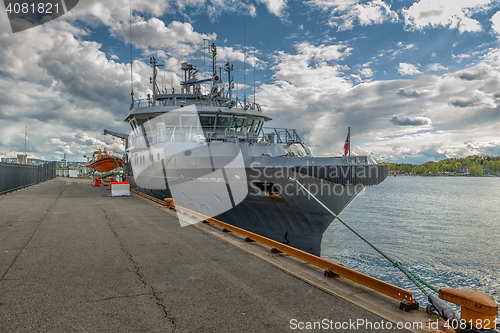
129 163 366 256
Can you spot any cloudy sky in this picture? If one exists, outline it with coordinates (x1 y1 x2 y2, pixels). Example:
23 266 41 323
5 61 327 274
1 0 500 163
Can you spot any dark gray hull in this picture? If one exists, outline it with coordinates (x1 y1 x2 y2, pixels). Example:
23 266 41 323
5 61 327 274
129 162 381 256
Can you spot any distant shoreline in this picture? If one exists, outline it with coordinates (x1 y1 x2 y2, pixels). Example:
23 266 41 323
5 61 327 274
380 155 500 177
389 173 500 177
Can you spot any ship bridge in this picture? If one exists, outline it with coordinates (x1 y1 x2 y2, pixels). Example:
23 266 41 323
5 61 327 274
125 47 307 154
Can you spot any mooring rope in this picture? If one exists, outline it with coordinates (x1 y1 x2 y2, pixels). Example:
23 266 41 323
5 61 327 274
291 177 439 297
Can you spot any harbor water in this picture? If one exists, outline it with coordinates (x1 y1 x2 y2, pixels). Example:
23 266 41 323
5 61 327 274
322 176 500 309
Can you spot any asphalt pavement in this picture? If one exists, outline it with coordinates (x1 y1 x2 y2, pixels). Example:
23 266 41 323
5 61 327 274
0 178 411 332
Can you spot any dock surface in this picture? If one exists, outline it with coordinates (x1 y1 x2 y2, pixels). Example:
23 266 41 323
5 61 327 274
0 178 412 332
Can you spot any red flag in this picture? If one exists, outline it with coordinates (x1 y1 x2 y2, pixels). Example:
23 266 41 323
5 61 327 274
343 127 350 156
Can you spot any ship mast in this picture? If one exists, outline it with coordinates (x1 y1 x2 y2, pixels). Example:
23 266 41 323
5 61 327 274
210 43 220 85
224 61 234 102
129 0 134 104
149 57 164 106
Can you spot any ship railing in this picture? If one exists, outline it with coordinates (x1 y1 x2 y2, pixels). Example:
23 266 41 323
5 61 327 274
128 133 147 149
234 97 262 112
131 97 182 109
132 125 303 146
342 155 378 165
130 126 202 147
131 96 262 111
130 98 148 110
257 127 302 144
147 124 257 145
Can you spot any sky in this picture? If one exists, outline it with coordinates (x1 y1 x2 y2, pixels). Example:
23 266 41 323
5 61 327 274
1 0 500 164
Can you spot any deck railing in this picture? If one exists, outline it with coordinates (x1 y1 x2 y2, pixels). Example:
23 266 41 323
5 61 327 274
129 124 304 147
131 95 263 112
258 127 302 144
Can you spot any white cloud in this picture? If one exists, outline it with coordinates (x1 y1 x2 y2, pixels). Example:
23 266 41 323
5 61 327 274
266 42 352 91
1 0 500 164
365 123 500 163
391 42 417 59
398 62 422 76
404 43 416 50
390 114 432 126
427 63 448 72
355 0 398 27
257 41 500 161
359 67 374 78
0 1 264 162
256 42 353 148
174 0 205 11
70 0 169 28
0 15 137 161
121 19 216 58
69 0 260 34
309 0 399 30
402 0 493 33
259 0 287 17
492 11 500 37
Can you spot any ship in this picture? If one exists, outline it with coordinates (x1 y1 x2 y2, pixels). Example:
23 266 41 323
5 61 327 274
124 44 388 256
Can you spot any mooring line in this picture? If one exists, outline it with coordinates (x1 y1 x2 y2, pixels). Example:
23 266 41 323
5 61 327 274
291 177 438 297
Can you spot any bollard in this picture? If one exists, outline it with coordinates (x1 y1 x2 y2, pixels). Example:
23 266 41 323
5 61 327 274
439 288 498 329
164 198 175 208
93 177 102 187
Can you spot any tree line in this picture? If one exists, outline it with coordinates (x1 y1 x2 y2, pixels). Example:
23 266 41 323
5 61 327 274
379 155 500 176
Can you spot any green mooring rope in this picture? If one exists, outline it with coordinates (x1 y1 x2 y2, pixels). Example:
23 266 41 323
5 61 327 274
292 178 439 297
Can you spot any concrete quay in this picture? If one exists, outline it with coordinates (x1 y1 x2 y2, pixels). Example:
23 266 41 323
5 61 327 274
0 178 416 332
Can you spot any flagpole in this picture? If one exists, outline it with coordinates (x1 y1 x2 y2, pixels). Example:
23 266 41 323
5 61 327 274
348 127 350 156
343 127 351 157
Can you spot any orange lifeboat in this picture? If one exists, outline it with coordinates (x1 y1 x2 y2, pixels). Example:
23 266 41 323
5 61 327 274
86 148 125 173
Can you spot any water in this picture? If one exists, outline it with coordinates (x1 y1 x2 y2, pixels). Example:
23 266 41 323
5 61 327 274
322 176 500 309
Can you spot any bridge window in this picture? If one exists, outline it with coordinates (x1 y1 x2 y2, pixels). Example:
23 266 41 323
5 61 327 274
233 117 245 132
136 118 148 128
147 115 164 131
216 115 232 131
357 156 367 164
254 121 263 133
245 118 254 131
130 119 139 130
162 114 180 127
181 115 199 128
200 115 216 130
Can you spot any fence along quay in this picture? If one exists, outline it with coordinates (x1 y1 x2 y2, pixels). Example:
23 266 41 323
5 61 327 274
0 162 56 195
